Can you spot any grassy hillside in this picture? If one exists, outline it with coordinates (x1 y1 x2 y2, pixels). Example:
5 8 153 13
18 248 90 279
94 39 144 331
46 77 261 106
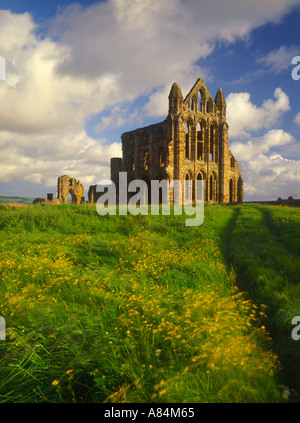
225 204 300 393
0 196 35 205
0 203 298 403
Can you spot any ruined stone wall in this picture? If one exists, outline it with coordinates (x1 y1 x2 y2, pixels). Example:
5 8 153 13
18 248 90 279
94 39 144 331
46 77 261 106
57 175 84 205
111 78 243 204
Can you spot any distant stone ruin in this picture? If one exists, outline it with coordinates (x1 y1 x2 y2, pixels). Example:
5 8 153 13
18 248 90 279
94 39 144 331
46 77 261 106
88 185 101 204
33 175 299 208
57 175 84 205
33 175 85 205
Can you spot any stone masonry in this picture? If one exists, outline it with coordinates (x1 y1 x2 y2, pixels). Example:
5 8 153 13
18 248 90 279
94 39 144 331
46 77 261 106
110 78 244 204
57 175 84 205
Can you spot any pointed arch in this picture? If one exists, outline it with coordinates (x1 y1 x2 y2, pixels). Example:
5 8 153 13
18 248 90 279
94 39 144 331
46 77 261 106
210 125 214 161
206 97 213 113
144 151 149 170
196 119 206 161
190 97 195 111
185 121 190 159
184 171 193 202
209 172 218 202
198 89 204 113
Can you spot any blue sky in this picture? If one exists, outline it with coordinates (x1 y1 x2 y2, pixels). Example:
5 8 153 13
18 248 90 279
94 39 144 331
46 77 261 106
0 0 299 200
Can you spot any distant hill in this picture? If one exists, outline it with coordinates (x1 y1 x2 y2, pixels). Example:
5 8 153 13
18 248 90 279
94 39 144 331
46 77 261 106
0 196 35 204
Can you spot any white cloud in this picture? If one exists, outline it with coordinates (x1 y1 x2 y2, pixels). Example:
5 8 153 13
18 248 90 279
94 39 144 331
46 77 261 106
294 112 300 125
230 129 300 200
257 45 300 73
226 88 290 138
0 128 121 189
94 105 142 132
241 153 300 200
227 87 300 199
49 0 300 121
231 129 294 161
1 0 300 195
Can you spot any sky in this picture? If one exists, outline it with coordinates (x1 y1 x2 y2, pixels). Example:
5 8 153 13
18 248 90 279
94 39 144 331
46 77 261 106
0 0 299 201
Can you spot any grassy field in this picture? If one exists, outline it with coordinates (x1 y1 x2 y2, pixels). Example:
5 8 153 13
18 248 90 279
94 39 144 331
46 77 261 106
225 204 300 393
0 202 298 403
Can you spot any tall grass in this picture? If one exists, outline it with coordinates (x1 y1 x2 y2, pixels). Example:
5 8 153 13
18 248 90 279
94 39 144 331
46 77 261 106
0 203 281 402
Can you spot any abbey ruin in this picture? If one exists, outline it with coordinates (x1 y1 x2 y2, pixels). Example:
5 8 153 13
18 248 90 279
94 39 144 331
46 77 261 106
34 175 85 205
35 78 245 207
110 78 244 204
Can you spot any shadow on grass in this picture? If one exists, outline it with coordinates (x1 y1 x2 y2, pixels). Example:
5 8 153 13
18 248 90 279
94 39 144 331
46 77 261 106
222 205 300 402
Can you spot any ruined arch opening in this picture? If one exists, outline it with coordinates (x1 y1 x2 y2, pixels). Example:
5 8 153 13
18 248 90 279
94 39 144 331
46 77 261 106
206 98 213 113
184 172 192 202
159 148 166 168
197 122 203 160
198 89 204 113
209 173 218 202
185 122 190 159
144 151 149 171
196 172 205 201
67 189 78 204
67 192 72 204
190 98 194 111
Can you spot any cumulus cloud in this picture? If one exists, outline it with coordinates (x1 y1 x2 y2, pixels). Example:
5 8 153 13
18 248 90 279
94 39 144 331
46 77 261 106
230 129 294 161
238 153 300 200
226 88 290 138
294 112 300 125
0 128 121 189
94 105 142 132
227 84 299 200
230 129 300 200
49 0 300 120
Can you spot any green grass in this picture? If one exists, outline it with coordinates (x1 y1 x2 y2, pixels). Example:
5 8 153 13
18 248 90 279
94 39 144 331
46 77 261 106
0 202 298 403
225 204 300 394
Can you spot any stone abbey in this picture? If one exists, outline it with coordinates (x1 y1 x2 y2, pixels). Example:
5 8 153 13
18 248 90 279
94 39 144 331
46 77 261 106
110 78 244 204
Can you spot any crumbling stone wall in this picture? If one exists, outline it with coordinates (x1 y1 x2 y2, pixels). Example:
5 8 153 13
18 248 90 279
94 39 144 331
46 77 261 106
110 78 244 204
57 175 84 205
33 175 84 205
